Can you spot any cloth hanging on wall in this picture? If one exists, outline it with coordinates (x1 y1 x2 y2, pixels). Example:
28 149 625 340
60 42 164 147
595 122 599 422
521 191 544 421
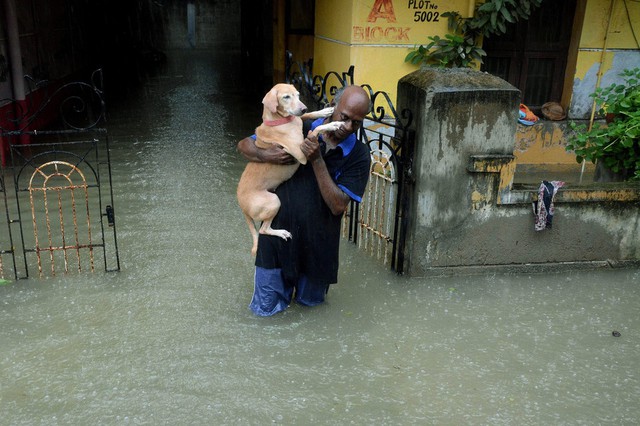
533 180 565 231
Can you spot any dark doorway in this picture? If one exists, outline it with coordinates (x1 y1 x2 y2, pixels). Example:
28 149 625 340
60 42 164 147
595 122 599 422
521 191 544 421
241 0 274 97
481 0 577 109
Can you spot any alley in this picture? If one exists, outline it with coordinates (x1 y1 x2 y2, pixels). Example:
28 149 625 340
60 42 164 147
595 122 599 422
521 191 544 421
1 49 639 425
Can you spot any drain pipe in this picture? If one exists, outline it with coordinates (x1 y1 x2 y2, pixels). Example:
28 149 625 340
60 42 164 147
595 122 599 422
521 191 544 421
580 0 615 182
2 0 25 102
1 0 28 166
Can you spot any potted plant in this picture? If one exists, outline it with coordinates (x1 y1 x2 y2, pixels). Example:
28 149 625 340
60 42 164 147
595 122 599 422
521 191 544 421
566 67 640 181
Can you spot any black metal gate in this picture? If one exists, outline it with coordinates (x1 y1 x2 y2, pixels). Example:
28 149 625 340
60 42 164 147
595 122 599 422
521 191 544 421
0 70 120 280
286 52 415 274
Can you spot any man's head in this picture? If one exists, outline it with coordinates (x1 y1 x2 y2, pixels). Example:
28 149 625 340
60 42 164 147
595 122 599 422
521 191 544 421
329 85 371 140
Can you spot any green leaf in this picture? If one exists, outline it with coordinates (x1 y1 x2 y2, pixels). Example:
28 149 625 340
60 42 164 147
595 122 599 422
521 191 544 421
478 3 494 12
405 51 416 62
474 15 490 28
500 7 514 22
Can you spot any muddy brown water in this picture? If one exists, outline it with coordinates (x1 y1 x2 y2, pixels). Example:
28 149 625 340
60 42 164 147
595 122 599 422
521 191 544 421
1 49 639 425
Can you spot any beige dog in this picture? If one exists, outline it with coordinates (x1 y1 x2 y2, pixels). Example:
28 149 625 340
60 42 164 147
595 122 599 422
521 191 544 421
237 83 342 255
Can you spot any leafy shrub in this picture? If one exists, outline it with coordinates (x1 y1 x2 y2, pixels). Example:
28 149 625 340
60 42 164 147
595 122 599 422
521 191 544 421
566 67 640 180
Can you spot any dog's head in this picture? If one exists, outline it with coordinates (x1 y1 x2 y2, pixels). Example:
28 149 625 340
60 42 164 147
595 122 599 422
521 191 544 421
262 84 308 117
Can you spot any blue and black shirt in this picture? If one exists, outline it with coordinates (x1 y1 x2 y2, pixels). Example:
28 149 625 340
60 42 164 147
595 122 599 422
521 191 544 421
255 117 371 285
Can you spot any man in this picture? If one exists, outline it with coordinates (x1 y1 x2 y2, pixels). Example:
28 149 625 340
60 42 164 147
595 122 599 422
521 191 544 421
237 85 371 316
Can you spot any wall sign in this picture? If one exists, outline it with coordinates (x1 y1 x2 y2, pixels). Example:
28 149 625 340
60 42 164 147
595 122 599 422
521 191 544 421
352 0 470 45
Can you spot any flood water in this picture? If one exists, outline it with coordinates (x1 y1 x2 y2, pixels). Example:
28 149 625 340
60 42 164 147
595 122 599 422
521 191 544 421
1 49 639 425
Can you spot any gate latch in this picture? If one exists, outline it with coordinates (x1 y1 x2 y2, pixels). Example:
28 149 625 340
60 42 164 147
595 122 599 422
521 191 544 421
105 205 115 227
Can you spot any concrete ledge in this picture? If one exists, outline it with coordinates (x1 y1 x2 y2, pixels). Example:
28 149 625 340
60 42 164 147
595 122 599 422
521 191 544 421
412 259 640 278
469 154 640 205
503 182 640 205
468 154 516 205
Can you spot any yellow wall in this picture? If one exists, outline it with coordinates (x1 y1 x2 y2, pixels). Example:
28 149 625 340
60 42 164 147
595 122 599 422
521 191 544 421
350 47 416 97
350 0 471 43
573 0 640 89
514 124 579 166
313 0 475 101
315 0 353 42
580 0 639 49
313 38 352 83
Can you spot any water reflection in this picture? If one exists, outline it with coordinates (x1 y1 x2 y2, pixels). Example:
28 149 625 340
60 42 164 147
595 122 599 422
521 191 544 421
1 50 639 424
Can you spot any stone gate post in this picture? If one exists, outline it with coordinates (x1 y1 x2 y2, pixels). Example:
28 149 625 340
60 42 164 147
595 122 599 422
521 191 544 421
396 67 521 275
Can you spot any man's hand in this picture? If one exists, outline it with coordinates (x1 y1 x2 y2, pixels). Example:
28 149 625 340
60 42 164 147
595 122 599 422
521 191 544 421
259 145 297 165
301 131 322 163
237 137 296 164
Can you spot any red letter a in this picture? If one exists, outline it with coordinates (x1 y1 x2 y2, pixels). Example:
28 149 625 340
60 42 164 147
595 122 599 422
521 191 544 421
367 0 397 23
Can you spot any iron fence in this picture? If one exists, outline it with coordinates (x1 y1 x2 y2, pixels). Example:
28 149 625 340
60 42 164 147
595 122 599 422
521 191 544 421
0 69 119 279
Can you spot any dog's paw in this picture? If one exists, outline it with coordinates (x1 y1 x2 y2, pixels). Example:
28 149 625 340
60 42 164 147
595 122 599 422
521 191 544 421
277 230 292 240
318 121 344 134
302 107 334 120
317 106 334 117
265 229 292 240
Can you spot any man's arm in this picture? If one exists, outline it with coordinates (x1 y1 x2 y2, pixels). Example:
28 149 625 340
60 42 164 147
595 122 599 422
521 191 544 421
300 133 350 216
237 137 296 165
310 158 351 216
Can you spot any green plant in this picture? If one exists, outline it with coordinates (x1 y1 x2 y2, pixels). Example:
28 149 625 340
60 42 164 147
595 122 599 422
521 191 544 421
405 31 485 68
405 0 542 68
404 0 542 68
469 0 543 35
566 67 640 180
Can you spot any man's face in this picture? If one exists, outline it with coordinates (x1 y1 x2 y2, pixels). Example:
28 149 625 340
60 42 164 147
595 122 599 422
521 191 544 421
331 89 370 140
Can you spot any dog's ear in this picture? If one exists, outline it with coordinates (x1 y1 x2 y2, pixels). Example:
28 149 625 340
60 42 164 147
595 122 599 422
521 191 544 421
262 88 279 114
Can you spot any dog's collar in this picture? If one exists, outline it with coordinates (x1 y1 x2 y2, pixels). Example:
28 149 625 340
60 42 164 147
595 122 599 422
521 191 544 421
263 115 295 126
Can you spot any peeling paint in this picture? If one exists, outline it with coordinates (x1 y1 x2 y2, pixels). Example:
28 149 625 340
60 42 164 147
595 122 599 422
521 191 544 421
398 66 640 276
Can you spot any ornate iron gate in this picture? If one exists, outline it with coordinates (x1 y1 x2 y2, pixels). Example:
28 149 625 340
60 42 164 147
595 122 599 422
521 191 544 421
286 52 415 274
0 70 120 280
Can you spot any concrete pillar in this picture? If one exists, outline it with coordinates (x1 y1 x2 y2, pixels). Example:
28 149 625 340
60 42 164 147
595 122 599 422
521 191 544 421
396 67 520 275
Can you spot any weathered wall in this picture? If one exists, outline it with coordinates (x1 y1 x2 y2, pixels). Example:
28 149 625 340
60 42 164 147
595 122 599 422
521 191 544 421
512 121 597 184
569 0 640 119
397 67 640 276
515 122 576 167
314 0 475 104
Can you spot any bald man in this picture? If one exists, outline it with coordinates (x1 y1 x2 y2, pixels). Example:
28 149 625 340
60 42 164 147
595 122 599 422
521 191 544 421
237 85 372 316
